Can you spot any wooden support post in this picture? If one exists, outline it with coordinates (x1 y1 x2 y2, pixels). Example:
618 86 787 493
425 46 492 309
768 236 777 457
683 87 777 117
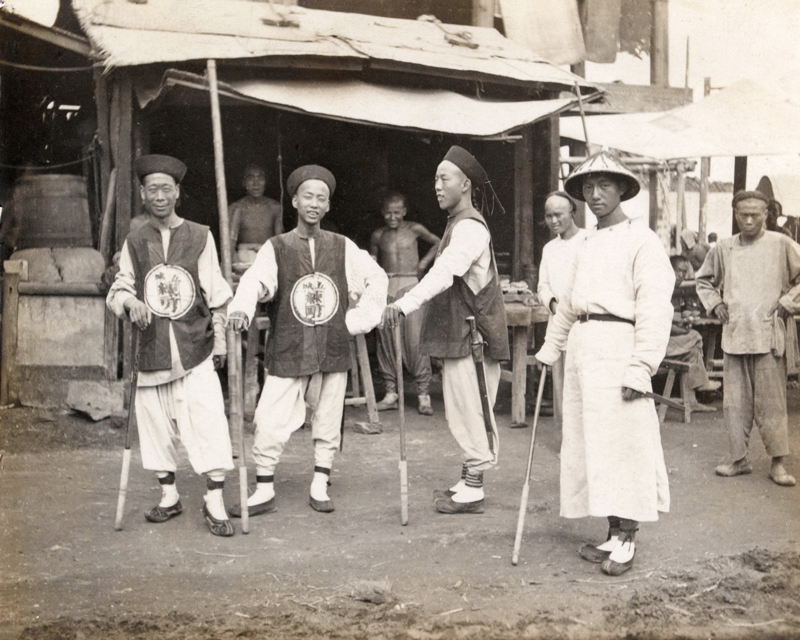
649 171 659 232
732 156 748 234
1 261 24 405
698 78 711 241
207 60 233 282
650 0 670 88
472 0 494 27
513 128 533 283
94 68 112 214
676 161 685 251
110 73 135 381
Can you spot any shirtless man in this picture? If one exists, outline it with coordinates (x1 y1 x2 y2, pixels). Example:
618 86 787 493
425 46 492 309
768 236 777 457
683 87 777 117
370 191 440 415
230 164 283 266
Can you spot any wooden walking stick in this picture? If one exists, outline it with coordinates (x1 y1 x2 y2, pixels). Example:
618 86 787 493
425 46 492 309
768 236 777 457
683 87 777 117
394 323 409 525
114 327 140 531
511 365 548 565
230 328 249 533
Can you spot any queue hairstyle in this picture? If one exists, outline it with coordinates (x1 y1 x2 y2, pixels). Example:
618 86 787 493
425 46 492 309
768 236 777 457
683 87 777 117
545 190 578 214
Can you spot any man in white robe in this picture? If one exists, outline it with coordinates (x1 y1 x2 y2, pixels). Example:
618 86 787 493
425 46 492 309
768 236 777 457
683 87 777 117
696 190 800 487
535 152 674 576
538 191 588 441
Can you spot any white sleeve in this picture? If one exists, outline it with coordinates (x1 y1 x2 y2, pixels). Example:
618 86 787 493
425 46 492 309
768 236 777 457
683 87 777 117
395 219 489 316
537 243 556 313
344 238 388 335
228 241 278 325
106 240 137 319
197 231 233 355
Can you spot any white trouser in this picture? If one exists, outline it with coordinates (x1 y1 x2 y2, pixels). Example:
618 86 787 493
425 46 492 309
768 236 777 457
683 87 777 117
136 358 233 476
442 354 501 472
252 371 347 475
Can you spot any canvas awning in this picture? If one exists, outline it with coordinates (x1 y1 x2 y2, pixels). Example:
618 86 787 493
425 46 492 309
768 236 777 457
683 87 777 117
72 0 594 94
138 70 577 138
560 80 800 159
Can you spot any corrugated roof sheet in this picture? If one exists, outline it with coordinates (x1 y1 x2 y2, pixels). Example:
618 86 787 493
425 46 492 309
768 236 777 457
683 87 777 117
72 0 593 92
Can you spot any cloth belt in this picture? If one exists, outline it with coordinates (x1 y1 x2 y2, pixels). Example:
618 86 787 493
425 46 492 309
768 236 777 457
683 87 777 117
578 313 634 326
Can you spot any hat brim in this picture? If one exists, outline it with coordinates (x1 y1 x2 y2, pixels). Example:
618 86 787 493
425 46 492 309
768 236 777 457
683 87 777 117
565 172 641 202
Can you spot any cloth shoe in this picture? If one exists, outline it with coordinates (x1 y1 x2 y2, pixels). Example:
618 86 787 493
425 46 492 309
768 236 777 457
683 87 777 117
601 540 635 576
715 459 753 477
417 395 433 416
202 503 234 537
376 393 398 411
579 535 621 563
434 496 484 514
144 501 182 523
229 497 276 517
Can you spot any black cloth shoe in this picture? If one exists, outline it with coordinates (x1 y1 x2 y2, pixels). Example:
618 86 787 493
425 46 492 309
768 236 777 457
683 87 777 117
434 496 484 514
144 501 182 523
432 489 455 501
228 497 276 518
601 550 635 576
202 504 234 537
309 496 334 513
579 543 612 563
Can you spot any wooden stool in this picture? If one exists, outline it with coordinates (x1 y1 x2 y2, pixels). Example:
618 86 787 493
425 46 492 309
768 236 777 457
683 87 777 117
344 334 381 431
657 358 692 424
243 314 270 421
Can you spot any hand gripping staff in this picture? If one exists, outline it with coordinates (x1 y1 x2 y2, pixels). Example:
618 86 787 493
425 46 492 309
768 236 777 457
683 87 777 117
511 365 548 566
230 328 249 533
466 316 494 453
114 327 140 531
394 324 409 525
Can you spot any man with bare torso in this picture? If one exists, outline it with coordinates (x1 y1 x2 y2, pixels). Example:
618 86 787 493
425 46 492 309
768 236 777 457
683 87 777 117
230 164 283 266
370 192 440 415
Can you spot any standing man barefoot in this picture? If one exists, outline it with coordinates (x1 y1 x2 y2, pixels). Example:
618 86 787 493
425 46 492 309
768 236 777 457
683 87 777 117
370 191 440 415
696 190 800 487
382 146 509 514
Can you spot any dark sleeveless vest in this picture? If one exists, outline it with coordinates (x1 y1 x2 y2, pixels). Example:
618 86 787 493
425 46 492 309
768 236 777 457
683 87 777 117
127 220 215 372
420 209 509 360
266 230 351 377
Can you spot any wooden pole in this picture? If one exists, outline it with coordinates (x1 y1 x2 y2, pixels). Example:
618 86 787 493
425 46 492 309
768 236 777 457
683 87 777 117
732 156 748 234
698 77 711 241
649 171 659 233
206 59 233 282
650 0 670 88
676 161 685 252
472 0 494 28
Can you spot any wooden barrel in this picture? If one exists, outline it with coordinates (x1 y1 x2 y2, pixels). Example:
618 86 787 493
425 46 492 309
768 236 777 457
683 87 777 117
14 174 93 249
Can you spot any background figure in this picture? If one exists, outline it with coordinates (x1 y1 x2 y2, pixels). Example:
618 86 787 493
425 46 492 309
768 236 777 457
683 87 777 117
680 229 711 273
370 191 440 415
696 190 800 487
666 255 720 410
537 191 587 447
230 164 283 266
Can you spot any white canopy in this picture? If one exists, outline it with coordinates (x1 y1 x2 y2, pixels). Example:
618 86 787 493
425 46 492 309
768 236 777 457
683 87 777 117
561 80 800 160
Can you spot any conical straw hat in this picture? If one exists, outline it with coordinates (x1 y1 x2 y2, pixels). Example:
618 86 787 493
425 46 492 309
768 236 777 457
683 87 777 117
564 151 641 202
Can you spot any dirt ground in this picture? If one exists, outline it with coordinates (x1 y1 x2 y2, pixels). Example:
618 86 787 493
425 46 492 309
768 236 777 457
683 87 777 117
2 374 800 640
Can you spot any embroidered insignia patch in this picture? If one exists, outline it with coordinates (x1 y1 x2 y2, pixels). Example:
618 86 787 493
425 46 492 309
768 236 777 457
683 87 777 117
290 272 339 326
143 264 196 319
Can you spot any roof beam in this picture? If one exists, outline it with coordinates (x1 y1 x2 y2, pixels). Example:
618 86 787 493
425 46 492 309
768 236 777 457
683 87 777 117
0 13 91 57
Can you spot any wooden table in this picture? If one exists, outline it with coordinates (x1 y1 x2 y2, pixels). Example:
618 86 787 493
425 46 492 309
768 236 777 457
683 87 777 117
503 302 550 428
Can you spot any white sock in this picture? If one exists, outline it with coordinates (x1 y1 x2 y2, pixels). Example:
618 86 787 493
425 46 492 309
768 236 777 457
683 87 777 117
596 535 621 552
451 485 484 503
310 471 330 501
608 540 635 563
204 489 227 521
449 479 466 493
247 482 275 506
157 476 179 508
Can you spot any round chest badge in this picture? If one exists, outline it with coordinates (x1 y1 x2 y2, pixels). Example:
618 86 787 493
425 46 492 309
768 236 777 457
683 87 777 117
143 264 196 319
290 272 339 326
